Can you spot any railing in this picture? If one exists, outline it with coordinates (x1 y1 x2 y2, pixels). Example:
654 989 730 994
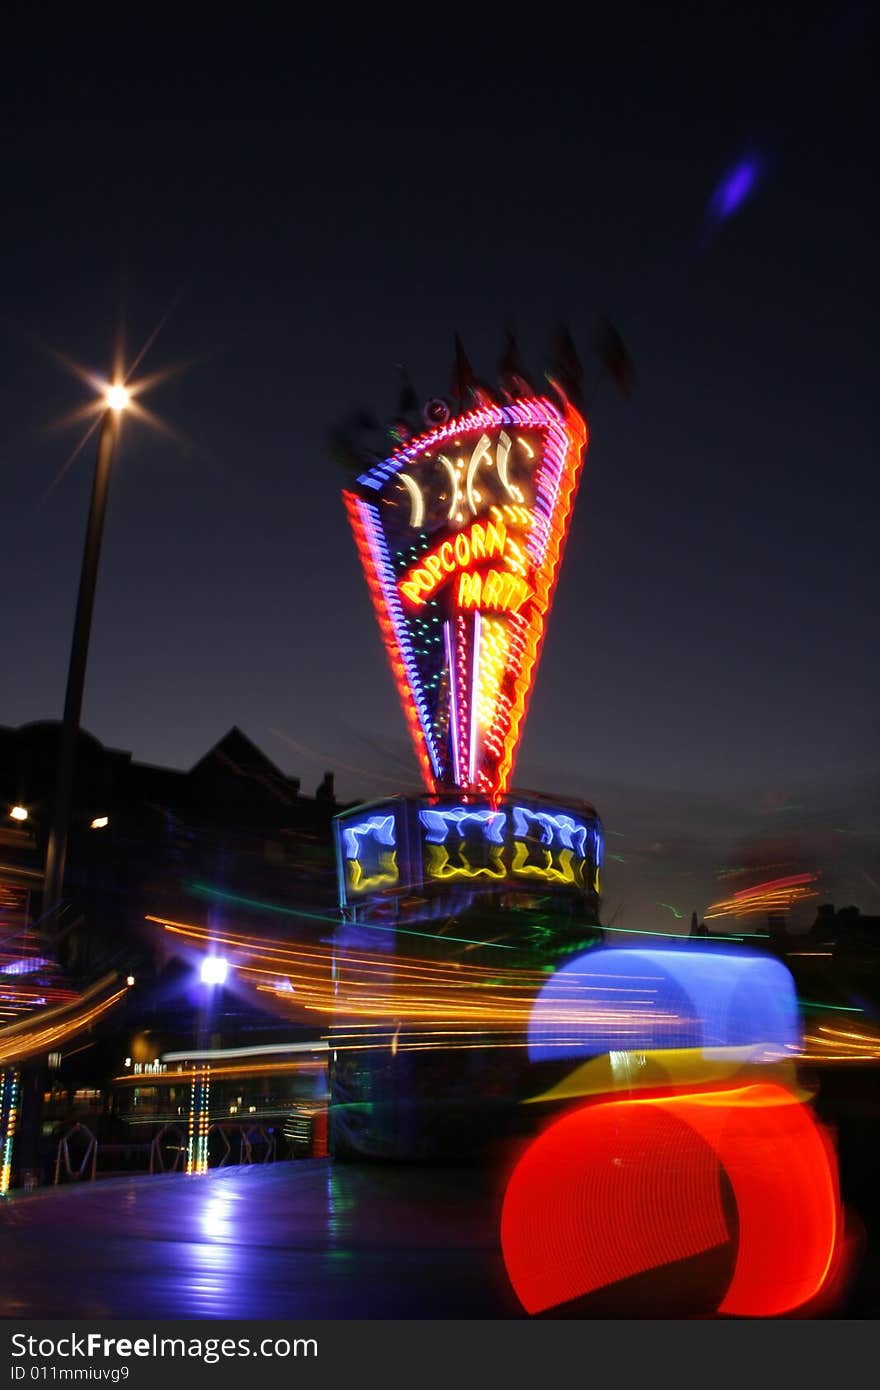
51 1120 289 1182
240 1124 276 1164
207 1123 233 1167
149 1124 187 1174
53 1123 97 1184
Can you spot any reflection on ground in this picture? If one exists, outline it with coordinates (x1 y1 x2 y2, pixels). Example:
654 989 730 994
0 1161 521 1319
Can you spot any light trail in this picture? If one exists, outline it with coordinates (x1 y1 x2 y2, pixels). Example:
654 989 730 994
147 913 687 1032
0 975 128 1066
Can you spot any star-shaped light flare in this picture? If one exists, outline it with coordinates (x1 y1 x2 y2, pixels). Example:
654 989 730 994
32 298 196 498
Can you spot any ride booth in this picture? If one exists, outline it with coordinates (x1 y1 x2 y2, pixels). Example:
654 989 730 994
330 354 603 1159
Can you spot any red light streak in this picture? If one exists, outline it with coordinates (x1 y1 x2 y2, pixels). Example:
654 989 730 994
501 1082 841 1318
343 398 588 798
343 489 437 792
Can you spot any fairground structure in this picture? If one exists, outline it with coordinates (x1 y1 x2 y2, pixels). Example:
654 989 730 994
330 343 605 1157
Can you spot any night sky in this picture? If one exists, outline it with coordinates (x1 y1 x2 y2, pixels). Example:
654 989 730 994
2 6 877 929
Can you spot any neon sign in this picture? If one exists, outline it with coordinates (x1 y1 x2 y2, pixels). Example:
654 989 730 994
334 796 602 911
399 516 512 605
343 397 588 797
338 813 399 896
419 805 507 883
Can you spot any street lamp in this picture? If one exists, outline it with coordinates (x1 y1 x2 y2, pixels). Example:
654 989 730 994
199 956 229 987
42 384 129 926
9 806 28 822
189 956 231 1174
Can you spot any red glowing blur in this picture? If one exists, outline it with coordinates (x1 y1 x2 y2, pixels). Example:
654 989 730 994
500 1082 841 1318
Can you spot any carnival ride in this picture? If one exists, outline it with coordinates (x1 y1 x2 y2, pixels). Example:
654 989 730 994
331 345 605 1158
328 333 852 1316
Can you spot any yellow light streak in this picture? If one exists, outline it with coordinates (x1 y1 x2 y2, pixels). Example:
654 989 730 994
0 976 127 1067
146 914 687 1032
113 1058 326 1085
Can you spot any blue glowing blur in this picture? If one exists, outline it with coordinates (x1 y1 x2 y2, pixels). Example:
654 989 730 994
528 945 801 1061
511 806 587 855
341 813 396 861
1 956 51 976
419 806 507 844
708 153 765 223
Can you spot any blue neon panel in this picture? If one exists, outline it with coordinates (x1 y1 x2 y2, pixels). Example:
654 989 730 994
527 946 802 1060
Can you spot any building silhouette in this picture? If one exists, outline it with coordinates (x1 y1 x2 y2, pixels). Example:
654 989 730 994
0 721 347 1184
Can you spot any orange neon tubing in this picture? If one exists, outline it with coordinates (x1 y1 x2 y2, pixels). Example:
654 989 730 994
343 488 437 792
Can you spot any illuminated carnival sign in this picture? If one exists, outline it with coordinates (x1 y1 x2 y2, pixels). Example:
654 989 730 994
334 796 602 907
343 398 588 797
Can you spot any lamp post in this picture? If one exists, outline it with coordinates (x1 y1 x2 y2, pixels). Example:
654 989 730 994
188 956 230 1174
43 386 129 927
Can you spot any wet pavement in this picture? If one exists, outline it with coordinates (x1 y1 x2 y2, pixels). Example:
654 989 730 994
1 1115 877 1319
0 1161 523 1319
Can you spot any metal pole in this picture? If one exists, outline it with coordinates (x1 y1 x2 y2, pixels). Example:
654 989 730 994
43 409 120 925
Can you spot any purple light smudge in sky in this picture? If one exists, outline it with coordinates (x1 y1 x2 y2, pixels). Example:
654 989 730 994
709 153 765 222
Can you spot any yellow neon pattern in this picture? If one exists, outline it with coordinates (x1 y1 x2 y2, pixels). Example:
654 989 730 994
511 841 584 888
425 842 507 882
346 851 399 894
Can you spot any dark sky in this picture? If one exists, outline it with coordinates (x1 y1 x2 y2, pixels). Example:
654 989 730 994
2 5 877 928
